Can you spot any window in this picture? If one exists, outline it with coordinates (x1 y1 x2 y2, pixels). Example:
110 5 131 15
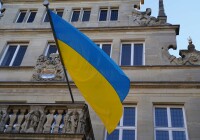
71 10 80 22
44 9 64 22
99 9 108 21
45 43 58 57
96 43 112 57
82 9 91 21
26 10 37 23
99 7 118 21
0 43 28 66
154 106 188 140
105 106 137 140
71 8 91 22
110 8 118 21
120 43 144 66
16 10 27 23
16 10 37 23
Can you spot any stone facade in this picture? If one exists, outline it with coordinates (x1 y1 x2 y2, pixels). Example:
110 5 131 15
0 0 200 140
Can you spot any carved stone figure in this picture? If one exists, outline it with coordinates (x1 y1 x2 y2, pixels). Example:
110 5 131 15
32 54 64 81
77 108 87 134
162 38 200 65
20 110 46 133
0 110 9 132
131 7 170 26
63 110 79 133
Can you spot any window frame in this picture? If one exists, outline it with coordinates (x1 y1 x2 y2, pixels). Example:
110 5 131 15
99 7 119 21
120 42 145 66
0 43 28 66
70 9 81 22
81 8 91 22
26 10 37 23
15 10 27 23
96 43 112 57
43 9 64 22
44 43 58 57
154 106 189 140
104 105 137 140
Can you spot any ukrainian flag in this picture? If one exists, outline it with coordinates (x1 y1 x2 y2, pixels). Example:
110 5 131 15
49 10 130 133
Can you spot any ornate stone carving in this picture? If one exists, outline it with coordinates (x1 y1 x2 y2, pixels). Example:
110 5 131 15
131 8 170 26
63 109 79 133
20 110 46 133
32 54 65 81
162 38 200 65
0 107 9 132
0 104 94 140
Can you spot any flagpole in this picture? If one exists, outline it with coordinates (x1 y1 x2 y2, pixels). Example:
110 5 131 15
43 0 74 103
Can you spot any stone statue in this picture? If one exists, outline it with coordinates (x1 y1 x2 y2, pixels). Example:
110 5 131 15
63 110 79 133
0 110 9 132
20 110 46 133
77 108 87 134
162 37 200 65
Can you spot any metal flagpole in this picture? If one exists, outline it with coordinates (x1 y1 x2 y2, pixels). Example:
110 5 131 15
43 0 74 103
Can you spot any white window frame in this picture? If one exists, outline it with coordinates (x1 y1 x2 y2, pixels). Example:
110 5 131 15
0 43 28 66
120 42 145 66
99 7 119 21
25 10 37 23
109 8 119 21
43 9 63 22
70 9 81 22
96 43 112 58
55 9 64 17
81 8 91 22
104 106 137 140
45 43 58 56
154 106 189 140
15 10 27 23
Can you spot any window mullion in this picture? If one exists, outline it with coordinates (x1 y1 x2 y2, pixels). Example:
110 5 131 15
131 43 134 66
10 45 20 66
25 10 31 23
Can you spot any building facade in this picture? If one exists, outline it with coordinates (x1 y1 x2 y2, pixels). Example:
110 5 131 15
0 0 200 140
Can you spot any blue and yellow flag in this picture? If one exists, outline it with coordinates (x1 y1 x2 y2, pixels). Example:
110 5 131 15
49 10 130 133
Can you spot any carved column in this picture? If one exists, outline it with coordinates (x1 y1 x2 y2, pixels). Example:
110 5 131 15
5 109 19 133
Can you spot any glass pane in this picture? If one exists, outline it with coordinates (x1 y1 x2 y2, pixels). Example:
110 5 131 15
47 45 57 57
172 131 186 140
123 107 135 126
44 12 49 22
106 129 119 140
16 11 26 23
134 44 143 66
155 108 168 127
121 44 131 66
156 131 169 140
13 45 27 66
57 11 63 17
171 108 184 127
99 9 107 21
110 9 118 21
102 44 111 57
27 11 36 23
82 10 91 21
71 11 80 22
1 45 17 66
123 130 135 140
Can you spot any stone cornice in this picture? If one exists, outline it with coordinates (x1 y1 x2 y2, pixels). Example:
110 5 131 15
0 25 180 35
1 81 200 89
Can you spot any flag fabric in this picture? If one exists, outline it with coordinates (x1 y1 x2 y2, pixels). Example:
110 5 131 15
49 10 130 133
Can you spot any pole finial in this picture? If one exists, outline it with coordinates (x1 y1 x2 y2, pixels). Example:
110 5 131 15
43 0 49 7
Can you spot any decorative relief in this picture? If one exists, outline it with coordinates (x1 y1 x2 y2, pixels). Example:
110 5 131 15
0 104 93 139
162 38 200 65
131 8 170 26
32 54 65 81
